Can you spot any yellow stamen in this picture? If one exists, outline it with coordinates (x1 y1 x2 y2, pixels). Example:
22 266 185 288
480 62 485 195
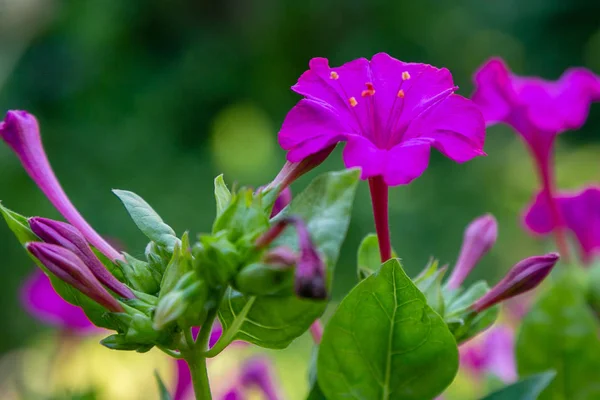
330 71 339 80
397 89 405 98
402 71 411 80
349 97 358 107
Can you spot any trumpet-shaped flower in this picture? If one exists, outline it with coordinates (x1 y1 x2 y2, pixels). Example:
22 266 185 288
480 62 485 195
472 59 600 257
524 186 600 264
278 53 486 186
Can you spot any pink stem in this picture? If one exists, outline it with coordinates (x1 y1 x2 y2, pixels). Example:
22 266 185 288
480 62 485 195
368 176 392 262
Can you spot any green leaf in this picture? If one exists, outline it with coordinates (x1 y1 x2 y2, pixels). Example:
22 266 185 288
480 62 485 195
0 203 118 330
318 259 459 400
480 371 556 400
159 233 192 300
516 271 600 400
214 174 232 218
357 234 380 281
218 168 360 349
113 190 179 252
413 258 446 316
155 371 173 400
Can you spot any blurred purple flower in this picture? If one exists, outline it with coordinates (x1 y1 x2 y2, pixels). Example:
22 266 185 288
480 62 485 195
21 269 98 333
270 187 292 217
0 110 124 262
279 53 486 186
472 59 600 258
446 214 498 289
524 186 600 264
459 325 517 383
239 357 282 400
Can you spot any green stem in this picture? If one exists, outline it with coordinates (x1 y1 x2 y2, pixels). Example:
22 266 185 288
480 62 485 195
203 296 256 358
187 355 211 400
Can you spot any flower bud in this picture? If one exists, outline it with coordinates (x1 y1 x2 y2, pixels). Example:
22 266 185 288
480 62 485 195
234 262 294 296
0 110 124 262
472 253 559 312
266 145 335 192
153 280 204 330
270 187 292 217
29 217 134 298
446 214 498 289
240 357 282 400
27 242 123 312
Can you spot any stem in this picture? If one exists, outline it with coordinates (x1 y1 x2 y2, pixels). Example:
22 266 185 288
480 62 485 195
531 142 570 262
310 321 323 344
368 176 392 262
203 296 256 358
157 345 184 359
187 355 211 400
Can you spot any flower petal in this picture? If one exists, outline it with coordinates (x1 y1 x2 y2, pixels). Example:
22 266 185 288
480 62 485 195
342 134 386 179
558 187 600 263
471 58 515 124
522 192 556 235
404 94 486 163
292 57 351 111
382 138 432 186
278 98 349 161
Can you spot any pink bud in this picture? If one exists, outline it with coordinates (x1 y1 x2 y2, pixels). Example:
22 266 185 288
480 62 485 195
270 187 292 218
472 253 559 312
27 242 124 312
446 214 498 289
0 110 124 262
29 217 134 298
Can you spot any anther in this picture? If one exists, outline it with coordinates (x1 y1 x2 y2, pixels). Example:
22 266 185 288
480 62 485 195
349 97 358 107
402 71 411 81
397 89 405 98
330 71 339 80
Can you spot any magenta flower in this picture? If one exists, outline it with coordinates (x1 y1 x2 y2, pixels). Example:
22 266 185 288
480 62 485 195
21 269 99 333
278 53 486 262
0 111 124 262
524 186 600 264
446 214 498 289
279 53 485 186
472 59 600 258
459 325 516 383
239 357 282 400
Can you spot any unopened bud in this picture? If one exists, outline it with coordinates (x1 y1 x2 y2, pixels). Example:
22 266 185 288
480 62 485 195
27 242 123 312
270 187 292 218
29 217 134 298
153 280 203 330
447 214 498 289
472 253 559 312
292 217 327 300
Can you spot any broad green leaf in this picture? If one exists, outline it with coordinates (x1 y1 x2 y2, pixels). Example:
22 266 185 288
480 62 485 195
516 271 600 400
214 174 232 218
218 168 360 349
113 190 179 252
318 259 458 400
357 234 380 281
0 203 118 330
154 371 173 400
307 383 327 400
480 371 556 400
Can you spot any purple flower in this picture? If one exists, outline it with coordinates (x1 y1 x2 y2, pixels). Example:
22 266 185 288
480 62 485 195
472 59 600 258
239 357 282 400
459 325 516 383
279 53 486 186
27 242 124 312
20 269 98 333
524 186 600 264
29 217 134 298
446 214 498 289
0 111 124 262
472 253 559 312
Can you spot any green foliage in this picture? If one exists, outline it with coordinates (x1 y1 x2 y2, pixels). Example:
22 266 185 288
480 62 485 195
480 371 556 400
214 174 232 218
317 259 459 400
413 258 446 315
155 371 173 400
218 168 360 348
516 271 600 400
357 234 381 281
234 262 294 296
113 190 180 252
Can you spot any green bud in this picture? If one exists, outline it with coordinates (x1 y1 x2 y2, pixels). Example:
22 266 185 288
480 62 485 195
101 334 153 353
212 188 270 242
117 253 161 295
153 278 206 330
194 231 241 286
126 313 159 343
234 262 294 296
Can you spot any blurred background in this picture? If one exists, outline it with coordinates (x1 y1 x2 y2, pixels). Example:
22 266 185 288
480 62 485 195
0 0 598 398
